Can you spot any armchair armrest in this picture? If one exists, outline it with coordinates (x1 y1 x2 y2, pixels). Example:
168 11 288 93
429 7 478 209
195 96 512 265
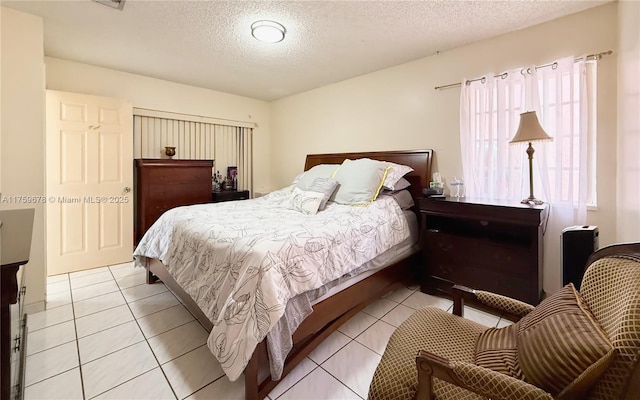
416 351 553 400
451 285 534 321
474 290 534 320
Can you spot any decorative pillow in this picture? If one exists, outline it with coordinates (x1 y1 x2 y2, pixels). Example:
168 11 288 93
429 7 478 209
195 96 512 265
379 189 414 210
287 187 324 215
306 177 339 210
382 162 414 190
475 323 524 380
332 158 390 205
294 164 340 191
384 177 411 192
517 284 614 399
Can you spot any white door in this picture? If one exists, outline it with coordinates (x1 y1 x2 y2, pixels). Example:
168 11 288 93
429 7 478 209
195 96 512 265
46 90 133 275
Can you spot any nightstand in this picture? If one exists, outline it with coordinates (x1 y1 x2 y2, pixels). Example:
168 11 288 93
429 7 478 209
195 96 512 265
211 190 250 203
418 197 549 305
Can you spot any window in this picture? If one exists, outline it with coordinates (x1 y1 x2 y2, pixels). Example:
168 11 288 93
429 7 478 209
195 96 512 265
460 56 597 218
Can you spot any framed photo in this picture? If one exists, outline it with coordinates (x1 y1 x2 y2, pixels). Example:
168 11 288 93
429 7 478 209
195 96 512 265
227 166 237 181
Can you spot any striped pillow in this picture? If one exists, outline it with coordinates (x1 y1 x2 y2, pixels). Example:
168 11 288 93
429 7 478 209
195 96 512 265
475 323 524 380
517 284 614 398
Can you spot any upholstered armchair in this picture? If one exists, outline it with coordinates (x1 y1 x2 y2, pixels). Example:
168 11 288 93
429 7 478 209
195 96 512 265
368 243 640 400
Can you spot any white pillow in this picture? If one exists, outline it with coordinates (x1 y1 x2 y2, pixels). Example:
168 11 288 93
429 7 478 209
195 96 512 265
383 162 414 190
287 187 324 215
306 177 339 210
294 164 340 190
332 158 390 205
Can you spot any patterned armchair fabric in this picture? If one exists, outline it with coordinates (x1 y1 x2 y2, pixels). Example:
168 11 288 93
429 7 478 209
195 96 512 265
368 307 486 400
579 251 640 400
367 243 640 400
449 361 552 400
474 290 535 318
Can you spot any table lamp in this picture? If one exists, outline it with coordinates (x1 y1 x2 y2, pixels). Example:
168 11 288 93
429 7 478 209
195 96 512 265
510 111 552 205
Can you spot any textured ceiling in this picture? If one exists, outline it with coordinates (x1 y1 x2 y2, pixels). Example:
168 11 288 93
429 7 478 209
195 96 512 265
2 0 610 101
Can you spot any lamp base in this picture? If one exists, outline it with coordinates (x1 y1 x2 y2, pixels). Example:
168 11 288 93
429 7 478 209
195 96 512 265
521 197 545 205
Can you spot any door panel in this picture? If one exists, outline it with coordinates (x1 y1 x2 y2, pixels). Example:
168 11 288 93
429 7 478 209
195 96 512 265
46 90 133 275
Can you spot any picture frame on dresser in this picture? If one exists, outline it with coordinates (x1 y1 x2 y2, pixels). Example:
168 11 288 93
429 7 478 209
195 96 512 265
227 166 237 181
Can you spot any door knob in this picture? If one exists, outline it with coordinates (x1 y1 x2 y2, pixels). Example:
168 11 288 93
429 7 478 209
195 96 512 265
124 187 131 193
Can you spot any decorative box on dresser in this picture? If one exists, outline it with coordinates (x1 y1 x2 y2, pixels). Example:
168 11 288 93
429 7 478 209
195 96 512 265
134 159 213 244
1 209 35 400
418 197 549 305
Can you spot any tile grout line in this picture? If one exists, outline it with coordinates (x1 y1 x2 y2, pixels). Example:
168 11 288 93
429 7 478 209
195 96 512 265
317 345 368 400
272 357 320 400
72 268 90 400
24 274 79 391
121 270 180 400
74 265 176 400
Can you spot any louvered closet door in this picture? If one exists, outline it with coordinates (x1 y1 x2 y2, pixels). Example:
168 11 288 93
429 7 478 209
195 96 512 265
46 90 133 275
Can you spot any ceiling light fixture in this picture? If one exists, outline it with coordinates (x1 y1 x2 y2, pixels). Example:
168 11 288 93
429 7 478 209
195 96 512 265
251 20 286 43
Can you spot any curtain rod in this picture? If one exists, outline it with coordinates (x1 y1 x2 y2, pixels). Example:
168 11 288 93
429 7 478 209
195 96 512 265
434 50 613 91
132 107 257 128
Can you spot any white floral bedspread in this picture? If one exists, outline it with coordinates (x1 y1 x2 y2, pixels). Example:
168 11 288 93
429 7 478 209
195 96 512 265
133 187 409 381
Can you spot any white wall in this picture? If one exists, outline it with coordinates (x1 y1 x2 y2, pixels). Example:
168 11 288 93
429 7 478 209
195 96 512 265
1 7 46 305
45 57 273 196
271 3 619 295
616 0 640 242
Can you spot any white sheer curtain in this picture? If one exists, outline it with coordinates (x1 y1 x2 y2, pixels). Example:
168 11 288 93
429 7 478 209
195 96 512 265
460 71 526 200
460 56 593 293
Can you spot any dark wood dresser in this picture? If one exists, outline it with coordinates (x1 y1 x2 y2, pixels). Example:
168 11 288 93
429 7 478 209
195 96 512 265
134 159 213 243
418 197 549 305
1 208 34 400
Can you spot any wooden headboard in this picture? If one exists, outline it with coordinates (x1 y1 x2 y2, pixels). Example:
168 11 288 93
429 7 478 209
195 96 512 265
304 150 433 200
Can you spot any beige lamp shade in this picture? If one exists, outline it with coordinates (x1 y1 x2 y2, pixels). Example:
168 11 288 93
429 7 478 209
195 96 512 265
510 111 553 143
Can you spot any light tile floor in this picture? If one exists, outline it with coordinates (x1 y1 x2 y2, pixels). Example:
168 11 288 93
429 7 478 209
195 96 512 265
24 262 511 400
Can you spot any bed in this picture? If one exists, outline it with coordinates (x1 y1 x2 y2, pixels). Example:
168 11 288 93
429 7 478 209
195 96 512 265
134 149 433 400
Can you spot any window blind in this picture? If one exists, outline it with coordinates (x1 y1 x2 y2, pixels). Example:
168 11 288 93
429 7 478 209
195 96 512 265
133 112 253 193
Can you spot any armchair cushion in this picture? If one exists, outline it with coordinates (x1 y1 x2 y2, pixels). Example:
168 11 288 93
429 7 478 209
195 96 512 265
474 323 524 380
368 307 486 400
517 284 615 399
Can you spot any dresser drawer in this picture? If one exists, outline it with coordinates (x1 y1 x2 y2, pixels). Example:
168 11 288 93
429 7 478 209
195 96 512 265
424 231 530 280
148 183 211 202
146 167 210 184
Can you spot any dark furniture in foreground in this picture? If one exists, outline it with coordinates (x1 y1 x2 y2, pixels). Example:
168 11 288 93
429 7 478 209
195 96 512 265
142 149 433 400
134 159 213 244
418 197 548 305
211 189 250 203
1 208 35 400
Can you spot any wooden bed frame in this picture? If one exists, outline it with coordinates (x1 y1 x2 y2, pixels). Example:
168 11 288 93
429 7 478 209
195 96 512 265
144 149 433 400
